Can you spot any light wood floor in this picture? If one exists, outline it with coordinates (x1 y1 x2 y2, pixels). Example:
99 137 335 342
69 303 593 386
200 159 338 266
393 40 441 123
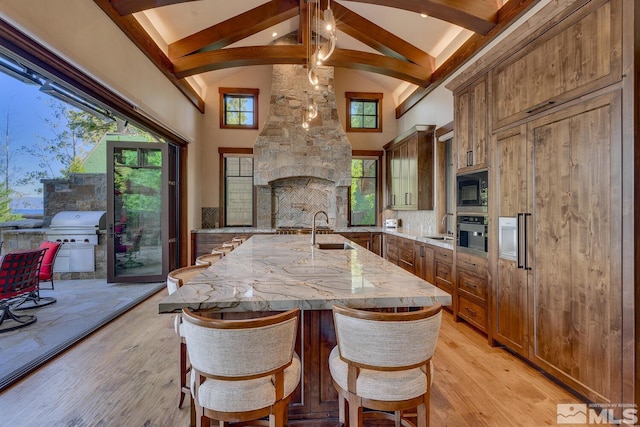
0 291 582 426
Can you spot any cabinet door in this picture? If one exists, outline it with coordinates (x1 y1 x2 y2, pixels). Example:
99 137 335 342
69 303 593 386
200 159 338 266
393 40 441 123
390 146 401 208
493 126 529 357
455 76 487 172
492 0 622 128
405 134 418 209
529 92 622 403
414 242 434 284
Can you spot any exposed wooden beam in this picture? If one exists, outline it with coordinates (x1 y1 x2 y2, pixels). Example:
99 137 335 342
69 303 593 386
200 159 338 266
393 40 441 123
325 49 432 86
93 0 205 113
331 2 434 69
173 46 432 86
395 0 542 118
109 0 198 16
173 45 308 77
341 0 499 35
168 0 299 60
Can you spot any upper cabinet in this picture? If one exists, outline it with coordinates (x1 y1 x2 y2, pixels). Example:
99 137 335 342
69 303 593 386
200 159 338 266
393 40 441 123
454 76 487 172
492 0 621 129
384 125 434 211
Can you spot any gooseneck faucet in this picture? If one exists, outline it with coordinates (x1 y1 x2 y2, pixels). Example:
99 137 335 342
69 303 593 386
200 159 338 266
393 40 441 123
311 210 328 246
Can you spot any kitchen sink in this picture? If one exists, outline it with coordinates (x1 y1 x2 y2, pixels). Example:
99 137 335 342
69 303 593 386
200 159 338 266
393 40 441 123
317 243 355 250
423 236 454 241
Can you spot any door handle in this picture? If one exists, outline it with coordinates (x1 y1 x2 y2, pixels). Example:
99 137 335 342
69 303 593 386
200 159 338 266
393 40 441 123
516 213 523 269
523 213 532 270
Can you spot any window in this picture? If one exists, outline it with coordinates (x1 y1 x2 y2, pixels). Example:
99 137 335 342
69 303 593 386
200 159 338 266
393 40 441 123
349 156 379 226
346 92 382 132
223 155 254 226
219 88 259 129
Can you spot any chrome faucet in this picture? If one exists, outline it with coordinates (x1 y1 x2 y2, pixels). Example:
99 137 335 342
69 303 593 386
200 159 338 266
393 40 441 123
311 210 328 245
441 213 453 233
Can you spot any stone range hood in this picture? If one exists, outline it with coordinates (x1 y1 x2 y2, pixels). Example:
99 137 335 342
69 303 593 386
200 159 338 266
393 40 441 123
254 62 352 229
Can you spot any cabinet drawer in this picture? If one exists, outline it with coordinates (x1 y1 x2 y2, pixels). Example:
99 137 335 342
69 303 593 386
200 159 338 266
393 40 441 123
435 247 453 263
456 252 487 276
457 269 487 300
435 260 452 284
457 296 487 331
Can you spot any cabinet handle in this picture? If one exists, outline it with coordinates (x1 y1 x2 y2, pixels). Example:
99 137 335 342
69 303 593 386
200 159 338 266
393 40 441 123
467 151 473 167
465 307 477 317
391 194 396 205
524 213 532 270
467 283 477 289
517 213 523 269
526 100 555 114
420 245 424 257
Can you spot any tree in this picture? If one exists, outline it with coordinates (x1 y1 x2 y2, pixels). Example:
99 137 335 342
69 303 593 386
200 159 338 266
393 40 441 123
0 99 24 219
18 99 117 191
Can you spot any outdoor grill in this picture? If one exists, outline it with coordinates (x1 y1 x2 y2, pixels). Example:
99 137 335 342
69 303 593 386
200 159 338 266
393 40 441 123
47 211 106 273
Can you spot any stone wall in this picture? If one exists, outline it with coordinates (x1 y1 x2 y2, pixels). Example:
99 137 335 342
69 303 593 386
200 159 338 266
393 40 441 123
42 173 106 225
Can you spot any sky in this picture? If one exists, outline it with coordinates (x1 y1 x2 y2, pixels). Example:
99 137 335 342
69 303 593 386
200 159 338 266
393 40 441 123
0 71 65 206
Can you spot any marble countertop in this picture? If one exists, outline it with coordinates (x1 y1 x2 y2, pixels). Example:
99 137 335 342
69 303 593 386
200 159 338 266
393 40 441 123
191 226 455 250
159 234 452 313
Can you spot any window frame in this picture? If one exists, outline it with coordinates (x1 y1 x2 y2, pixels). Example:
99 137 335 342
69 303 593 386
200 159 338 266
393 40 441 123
349 150 383 227
219 88 259 130
345 92 383 133
219 147 254 227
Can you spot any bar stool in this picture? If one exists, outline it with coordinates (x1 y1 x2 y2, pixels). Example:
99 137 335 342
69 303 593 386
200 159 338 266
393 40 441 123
195 251 224 266
223 240 239 250
329 303 443 427
166 264 209 409
232 235 248 245
215 245 233 256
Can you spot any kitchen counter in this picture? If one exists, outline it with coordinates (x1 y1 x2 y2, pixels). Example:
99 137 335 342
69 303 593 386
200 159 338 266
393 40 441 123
160 233 451 313
190 226 455 249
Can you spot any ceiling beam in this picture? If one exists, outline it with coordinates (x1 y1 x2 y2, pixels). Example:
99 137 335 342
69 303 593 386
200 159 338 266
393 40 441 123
109 0 199 16
168 0 299 59
173 46 432 86
331 2 434 69
94 0 205 112
341 0 499 35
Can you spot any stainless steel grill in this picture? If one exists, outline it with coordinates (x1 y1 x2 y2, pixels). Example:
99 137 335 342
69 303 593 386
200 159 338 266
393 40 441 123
46 211 106 273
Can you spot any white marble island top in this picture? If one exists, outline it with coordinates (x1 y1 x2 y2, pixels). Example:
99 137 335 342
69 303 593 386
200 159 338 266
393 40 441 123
159 234 451 313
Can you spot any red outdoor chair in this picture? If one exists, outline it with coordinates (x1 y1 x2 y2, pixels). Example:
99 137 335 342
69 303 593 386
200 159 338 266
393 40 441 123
38 241 61 290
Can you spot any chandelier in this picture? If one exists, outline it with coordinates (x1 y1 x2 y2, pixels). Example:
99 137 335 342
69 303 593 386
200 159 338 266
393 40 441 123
304 0 336 129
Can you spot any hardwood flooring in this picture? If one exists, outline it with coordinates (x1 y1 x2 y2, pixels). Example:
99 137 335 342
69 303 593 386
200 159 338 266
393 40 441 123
0 292 581 426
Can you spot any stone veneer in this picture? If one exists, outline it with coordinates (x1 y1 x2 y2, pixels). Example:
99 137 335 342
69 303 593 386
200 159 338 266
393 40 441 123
254 60 352 229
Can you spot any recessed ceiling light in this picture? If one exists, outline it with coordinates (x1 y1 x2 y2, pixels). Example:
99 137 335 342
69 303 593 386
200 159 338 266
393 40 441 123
272 32 278 37
420 13 428 18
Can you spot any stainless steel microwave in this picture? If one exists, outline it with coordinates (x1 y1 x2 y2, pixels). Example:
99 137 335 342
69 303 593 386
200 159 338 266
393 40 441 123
456 170 488 212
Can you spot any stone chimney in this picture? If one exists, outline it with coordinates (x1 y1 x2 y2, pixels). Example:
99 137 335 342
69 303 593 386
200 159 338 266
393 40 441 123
254 61 352 229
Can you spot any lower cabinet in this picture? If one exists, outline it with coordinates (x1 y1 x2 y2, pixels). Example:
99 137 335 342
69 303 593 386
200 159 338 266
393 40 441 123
413 241 434 284
384 234 415 274
455 251 488 332
434 247 454 295
339 232 381 256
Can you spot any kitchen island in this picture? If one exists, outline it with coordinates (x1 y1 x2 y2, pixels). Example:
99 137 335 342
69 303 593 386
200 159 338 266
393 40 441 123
159 234 451 424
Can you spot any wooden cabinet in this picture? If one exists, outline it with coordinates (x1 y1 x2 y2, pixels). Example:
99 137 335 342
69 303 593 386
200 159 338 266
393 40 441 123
384 125 434 210
454 75 487 172
413 242 434 284
493 91 623 403
455 251 488 332
492 0 621 129
339 232 381 256
384 234 415 274
190 232 254 264
433 247 453 295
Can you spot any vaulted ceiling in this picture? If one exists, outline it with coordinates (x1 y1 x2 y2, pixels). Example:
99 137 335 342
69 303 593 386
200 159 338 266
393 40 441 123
94 0 540 116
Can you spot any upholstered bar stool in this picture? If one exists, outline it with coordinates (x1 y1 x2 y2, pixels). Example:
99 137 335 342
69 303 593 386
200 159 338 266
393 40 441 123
166 264 210 408
182 308 301 427
223 240 239 250
232 236 248 245
329 303 443 427
195 251 223 266
213 246 233 256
